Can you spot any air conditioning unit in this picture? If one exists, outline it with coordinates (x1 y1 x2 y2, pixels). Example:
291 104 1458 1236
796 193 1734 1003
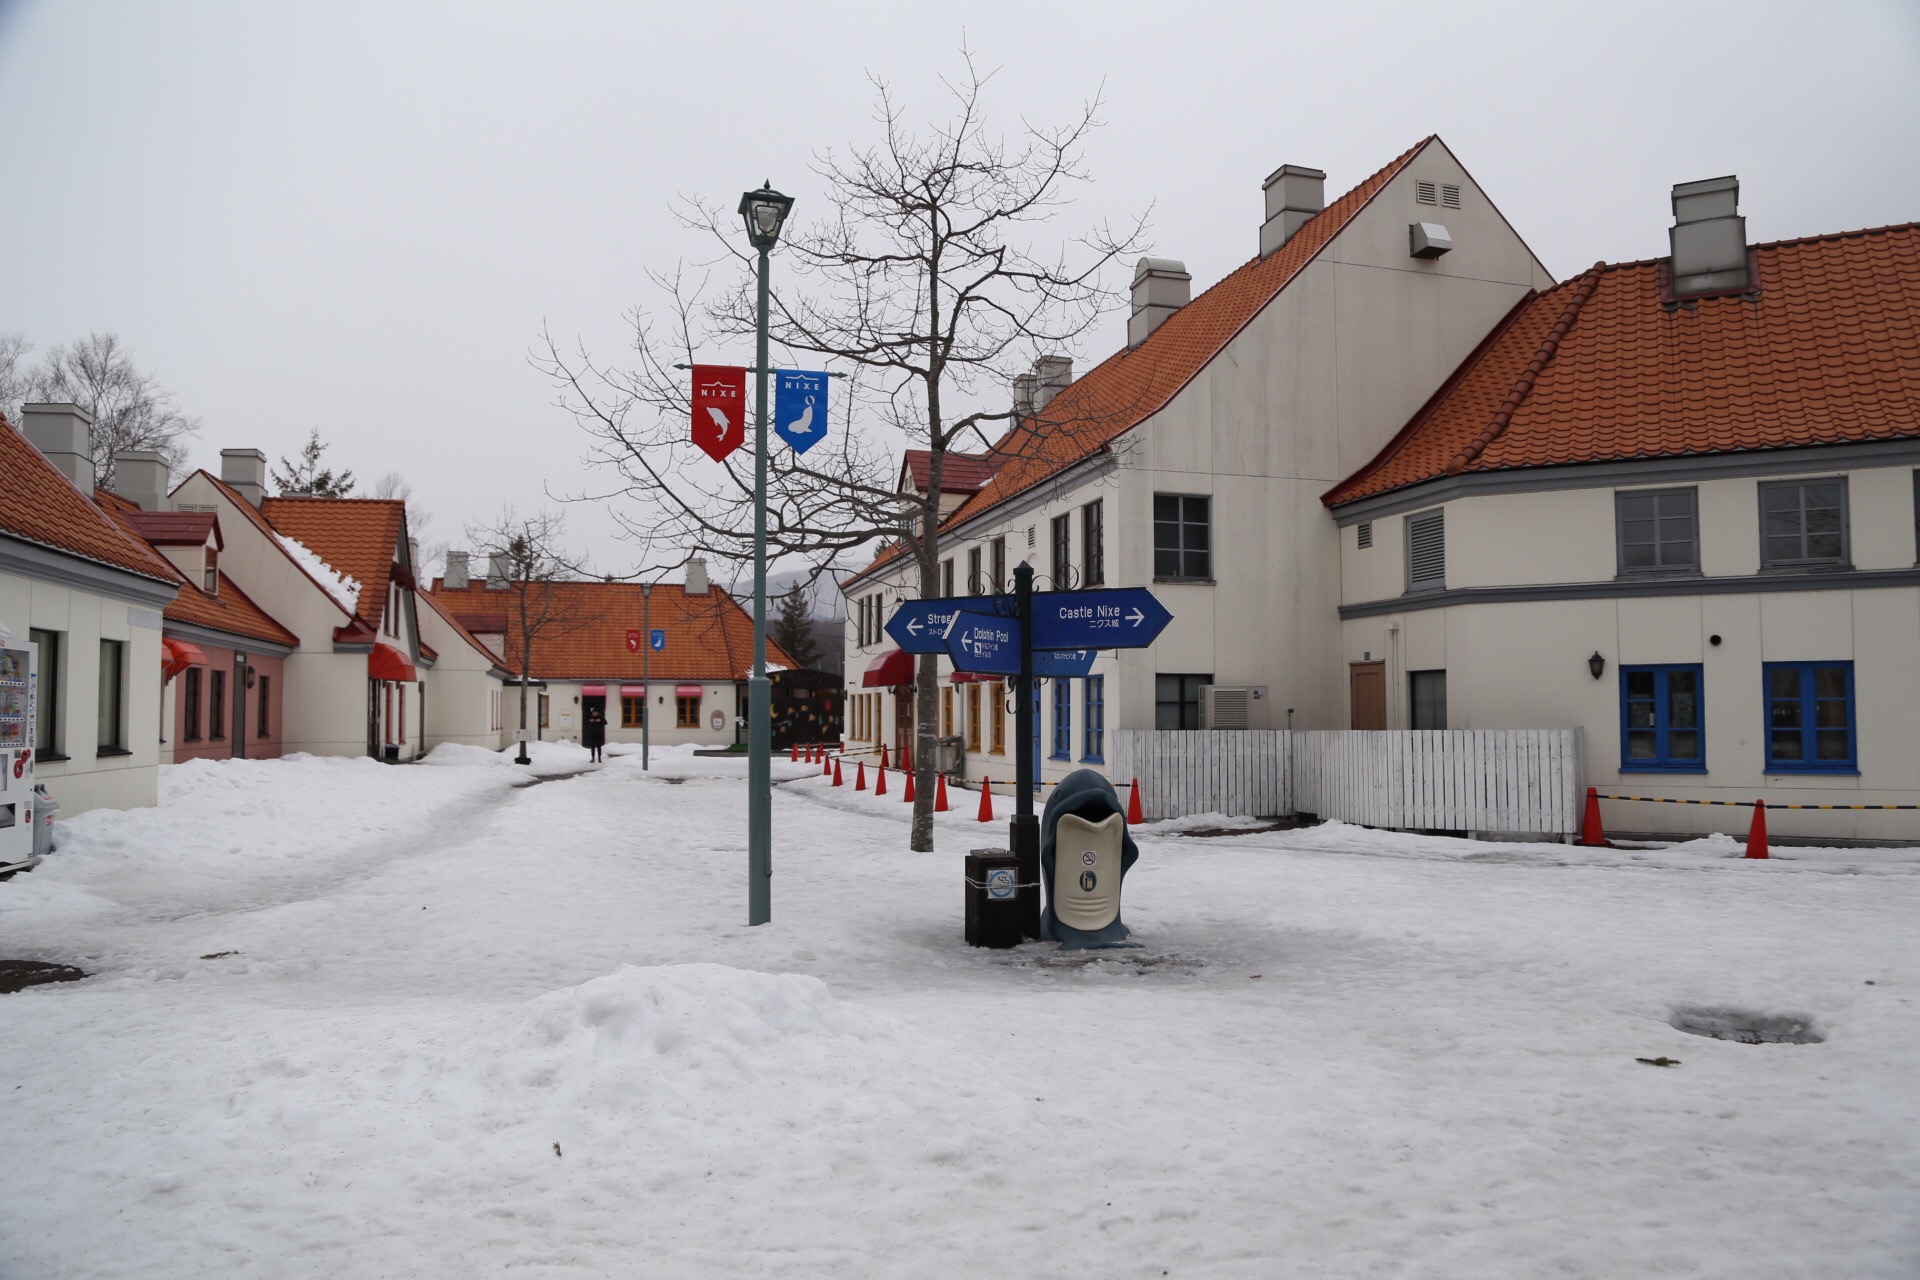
1201 685 1268 731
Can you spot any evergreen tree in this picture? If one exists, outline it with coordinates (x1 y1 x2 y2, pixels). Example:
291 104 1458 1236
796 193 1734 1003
771 586 821 670
273 428 356 497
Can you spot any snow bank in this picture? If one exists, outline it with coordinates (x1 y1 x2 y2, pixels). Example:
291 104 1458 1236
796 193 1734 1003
273 533 361 613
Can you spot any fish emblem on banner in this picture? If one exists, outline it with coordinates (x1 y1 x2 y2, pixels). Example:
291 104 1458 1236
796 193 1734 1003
690 365 747 462
774 369 829 455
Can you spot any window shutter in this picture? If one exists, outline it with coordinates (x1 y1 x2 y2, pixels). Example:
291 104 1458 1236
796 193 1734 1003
1407 510 1445 590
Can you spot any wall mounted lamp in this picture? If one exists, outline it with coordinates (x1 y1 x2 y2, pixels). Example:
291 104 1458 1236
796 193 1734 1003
1588 651 1606 680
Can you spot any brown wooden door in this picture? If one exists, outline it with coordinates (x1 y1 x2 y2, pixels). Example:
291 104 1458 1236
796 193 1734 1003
894 688 913 756
1349 661 1386 729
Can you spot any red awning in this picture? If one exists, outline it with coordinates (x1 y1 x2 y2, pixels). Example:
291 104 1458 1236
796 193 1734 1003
580 684 607 696
161 637 206 681
675 684 704 696
861 649 915 688
369 643 417 682
619 684 646 696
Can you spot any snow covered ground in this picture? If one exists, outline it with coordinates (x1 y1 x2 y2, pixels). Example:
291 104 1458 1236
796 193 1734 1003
2 747 1916 1278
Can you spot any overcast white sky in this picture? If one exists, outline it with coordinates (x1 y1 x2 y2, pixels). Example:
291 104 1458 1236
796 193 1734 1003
4 0 1917 581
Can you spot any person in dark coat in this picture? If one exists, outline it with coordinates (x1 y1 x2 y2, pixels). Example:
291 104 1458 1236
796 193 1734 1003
584 704 607 763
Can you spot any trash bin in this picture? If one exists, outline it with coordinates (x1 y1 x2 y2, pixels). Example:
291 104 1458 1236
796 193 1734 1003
382 743 400 763
965 847 1024 949
31 784 57 858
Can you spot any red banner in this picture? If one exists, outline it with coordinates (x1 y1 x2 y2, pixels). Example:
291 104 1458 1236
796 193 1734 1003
690 364 747 462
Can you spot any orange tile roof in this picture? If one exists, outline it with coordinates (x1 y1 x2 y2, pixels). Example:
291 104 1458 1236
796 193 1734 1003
163 573 301 649
417 588 506 669
900 450 1004 494
1325 222 1920 505
0 417 180 584
92 492 298 647
427 579 796 681
846 137 1436 586
259 496 407 629
124 509 223 549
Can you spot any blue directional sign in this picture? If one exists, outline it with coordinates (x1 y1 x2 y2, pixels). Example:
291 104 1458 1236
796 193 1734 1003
650 629 666 652
1029 588 1172 651
945 611 1022 676
884 597 985 654
1032 649 1095 678
774 369 830 454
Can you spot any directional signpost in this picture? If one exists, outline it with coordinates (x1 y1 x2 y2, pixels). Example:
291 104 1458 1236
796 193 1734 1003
885 578 1174 942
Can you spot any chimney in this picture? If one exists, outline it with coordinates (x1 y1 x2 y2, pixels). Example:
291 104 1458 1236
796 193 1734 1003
685 557 709 595
1259 164 1326 258
1031 355 1073 412
221 448 268 506
21 403 95 492
1012 372 1039 419
1669 175 1748 294
407 537 420 573
113 449 172 511
444 550 470 589
1128 257 1192 348
486 553 511 588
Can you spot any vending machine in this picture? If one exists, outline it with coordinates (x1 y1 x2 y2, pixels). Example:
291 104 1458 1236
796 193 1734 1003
0 630 36 868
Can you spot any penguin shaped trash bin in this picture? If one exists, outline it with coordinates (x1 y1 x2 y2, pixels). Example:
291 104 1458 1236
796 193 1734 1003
1040 769 1141 948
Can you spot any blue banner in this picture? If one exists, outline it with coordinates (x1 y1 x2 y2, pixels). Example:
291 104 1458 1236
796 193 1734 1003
774 369 829 454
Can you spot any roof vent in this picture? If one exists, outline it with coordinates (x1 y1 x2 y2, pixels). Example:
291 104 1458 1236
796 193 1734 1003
22 403 96 492
1259 164 1326 258
113 450 172 511
1409 222 1453 259
1670 175 1748 294
1128 257 1192 348
220 448 268 507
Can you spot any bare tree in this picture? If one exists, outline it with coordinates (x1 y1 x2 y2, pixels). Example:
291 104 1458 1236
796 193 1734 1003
372 470 449 579
18 331 201 487
539 50 1145 849
0 332 33 426
466 508 597 763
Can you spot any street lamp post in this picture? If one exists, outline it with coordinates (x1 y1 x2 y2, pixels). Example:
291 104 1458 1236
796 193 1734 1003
739 182 794 928
641 582 652 772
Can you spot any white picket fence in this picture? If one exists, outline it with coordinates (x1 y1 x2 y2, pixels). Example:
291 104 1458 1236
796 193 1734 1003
1111 728 1585 836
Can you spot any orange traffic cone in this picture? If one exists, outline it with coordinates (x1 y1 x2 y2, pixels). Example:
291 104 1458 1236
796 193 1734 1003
789 743 798 762
977 777 994 822
935 772 951 813
879 743 890 770
832 757 843 786
903 767 916 802
1127 778 1145 824
854 761 866 790
822 751 832 777
1745 799 1770 859
807 743 817 763
875 763 888 796
1580 786 1606 847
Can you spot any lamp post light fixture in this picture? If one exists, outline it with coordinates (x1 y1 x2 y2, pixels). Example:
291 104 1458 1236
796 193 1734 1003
1589 651 1607 681
739 181 793 928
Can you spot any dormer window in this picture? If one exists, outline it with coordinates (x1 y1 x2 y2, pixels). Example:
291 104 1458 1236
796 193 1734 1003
203 547 218 595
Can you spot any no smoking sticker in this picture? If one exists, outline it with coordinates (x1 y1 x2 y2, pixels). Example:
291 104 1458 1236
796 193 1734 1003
1081 850 1098 867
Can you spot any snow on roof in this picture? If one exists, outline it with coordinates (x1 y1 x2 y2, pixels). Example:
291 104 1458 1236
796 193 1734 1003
274 532 362 613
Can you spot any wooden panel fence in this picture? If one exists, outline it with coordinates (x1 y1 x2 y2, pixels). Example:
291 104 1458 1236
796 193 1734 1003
1113 728 1585 836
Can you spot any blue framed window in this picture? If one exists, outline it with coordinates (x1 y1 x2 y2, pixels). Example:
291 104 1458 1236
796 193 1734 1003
1620 665 1704 771
1050 679 1071 759
1764 661 1856 772
1082 675 1105 763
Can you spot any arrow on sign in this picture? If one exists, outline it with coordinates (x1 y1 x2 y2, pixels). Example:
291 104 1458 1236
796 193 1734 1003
944 610 1022 676
885 597 1008 654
